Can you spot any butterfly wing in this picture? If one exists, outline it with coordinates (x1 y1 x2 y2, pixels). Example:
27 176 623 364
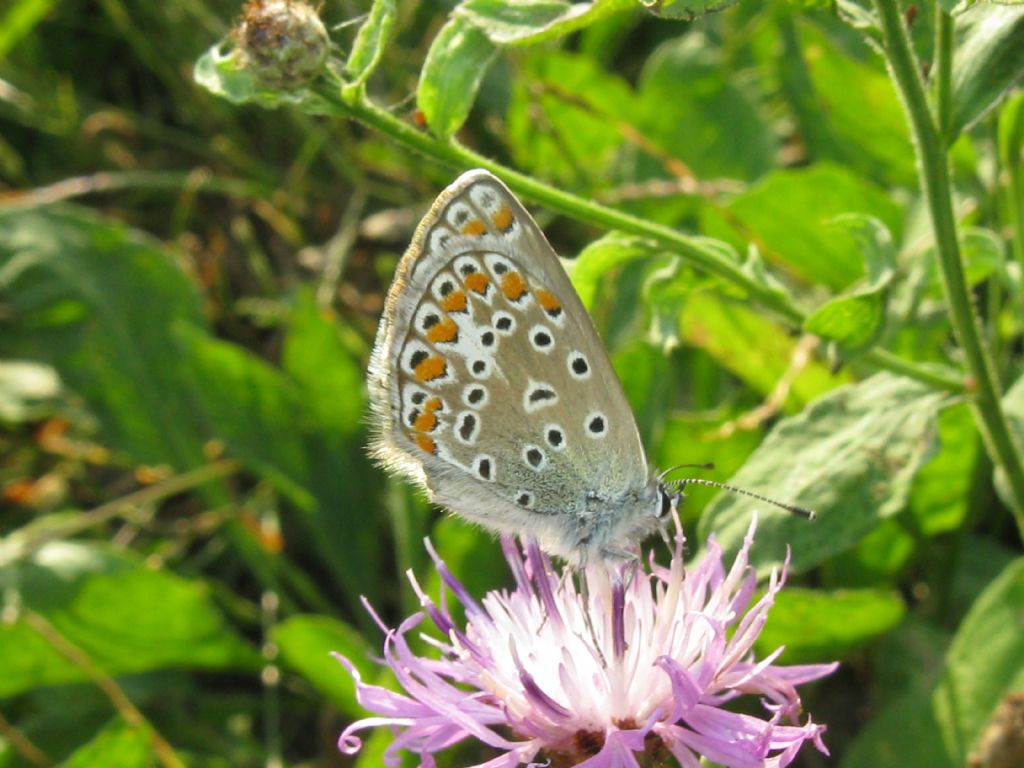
368 170 653 558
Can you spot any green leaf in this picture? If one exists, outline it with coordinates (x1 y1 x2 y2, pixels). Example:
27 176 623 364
276 290 384 614
640 0 739 20
699 373 946 575
177 327 315 509
507 50 637 184
950 535 1019 622
946 0 1024 13
680 290 849 407
0 206 209 469
273 615 376 718
700 164 904 290
0 0 58 58
827 519 917 586
613 339 671 451
417 17 497 139
282 290 365 439
636 35 774 181
345 0 396 90
458 0 634 45
996 371 1024 509
568 233 660 309
909 404 977 535
0 541 258 698
756 588 905 663
194 42 345 115
834 0 880 32
957 227 1006 288
830 214 897 286
739 245 794 308
843 555 1024 768
804 292 886 349
950 5 1024 138
804 215 895 351
840 624 952 768
61 718 156 768
933 558 1024 764
786 22 914 185
194 44 263 104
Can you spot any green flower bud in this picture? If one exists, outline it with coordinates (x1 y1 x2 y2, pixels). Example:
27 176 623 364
235 0 329 90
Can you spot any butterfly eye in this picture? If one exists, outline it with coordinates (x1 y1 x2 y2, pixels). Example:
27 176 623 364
658 487 679 518
659 487 675 518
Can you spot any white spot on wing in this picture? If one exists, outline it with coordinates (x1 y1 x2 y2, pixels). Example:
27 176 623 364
463 384 488 408
529 324 555 353
492 311 516 335
522 445 547 471
584 411 608 439
474 454 495 481
468 358 493 379
523 380 558 413
445 201 475 230
567 351 591 380
544 423 566 452
455 411 480 444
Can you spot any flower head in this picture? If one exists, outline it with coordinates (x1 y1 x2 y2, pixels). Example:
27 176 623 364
337 517 837 767
234 0 329 89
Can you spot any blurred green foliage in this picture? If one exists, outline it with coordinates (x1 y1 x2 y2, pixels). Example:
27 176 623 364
1 0 1023 766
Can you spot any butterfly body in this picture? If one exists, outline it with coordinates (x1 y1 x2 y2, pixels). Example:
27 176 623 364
368 170 675 564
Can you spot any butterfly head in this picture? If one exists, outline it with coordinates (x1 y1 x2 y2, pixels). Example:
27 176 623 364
658 482 681 520
570 478 680 565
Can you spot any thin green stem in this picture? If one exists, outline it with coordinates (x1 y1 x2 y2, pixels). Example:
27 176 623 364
1002 95 1024 276
873 0 1024 537
333 87 802 322
316 80 966 394
933 8 954 143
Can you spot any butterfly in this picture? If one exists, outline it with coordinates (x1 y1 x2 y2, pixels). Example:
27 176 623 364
367 170 810 565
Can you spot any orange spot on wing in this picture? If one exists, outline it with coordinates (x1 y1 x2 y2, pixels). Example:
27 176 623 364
441 290 468 313
492 204 514 232
414 355 447 382
465 272 490 294
424 397 443 414
535 288 561 314
461 219 487 236
501 271 528 301
426 318 458 343
414 411 438 433
415 434 436 454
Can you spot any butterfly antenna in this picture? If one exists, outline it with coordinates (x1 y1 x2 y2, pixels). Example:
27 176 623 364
667 477 816 520
659 462 715 480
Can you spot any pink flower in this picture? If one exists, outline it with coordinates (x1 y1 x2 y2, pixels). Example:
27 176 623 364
336 517 837 767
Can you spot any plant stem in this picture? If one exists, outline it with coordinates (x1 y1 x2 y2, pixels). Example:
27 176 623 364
1002 95 1024 276
933 8 953 143
7 459 242 563
317 80 966 394
873 0 1024 536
